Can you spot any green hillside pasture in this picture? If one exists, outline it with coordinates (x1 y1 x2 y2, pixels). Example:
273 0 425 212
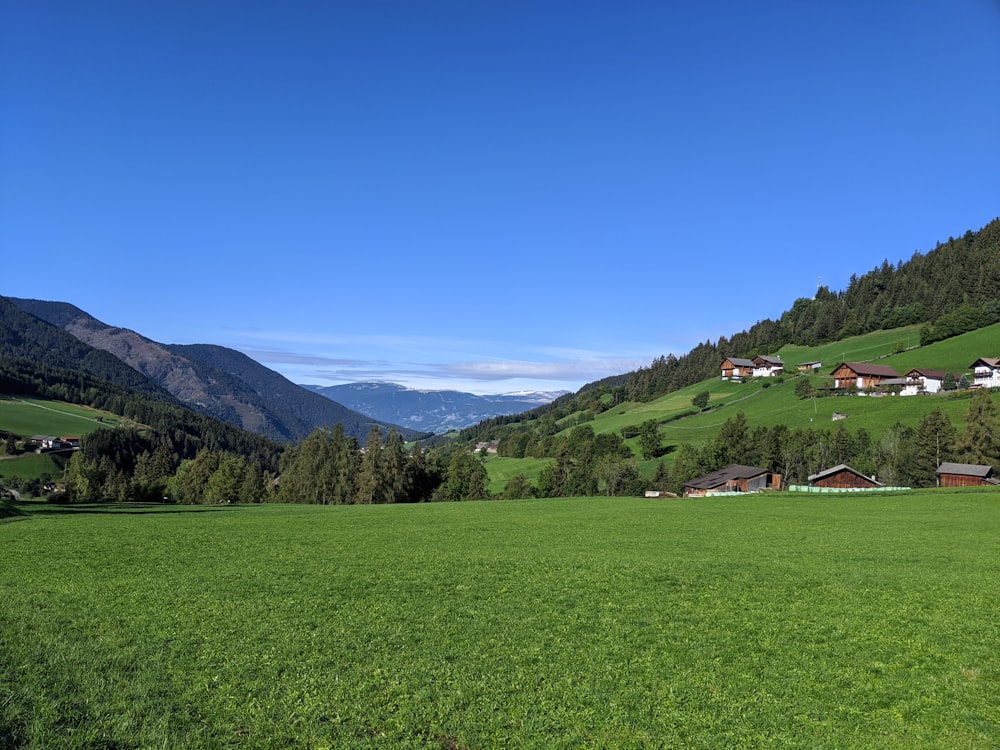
0 396 118 439
656 378 982 448
878 322 1000 377
0 452 68 484
776 324 923 371
483 456 552 494
1 496 997 749
588 377 762 437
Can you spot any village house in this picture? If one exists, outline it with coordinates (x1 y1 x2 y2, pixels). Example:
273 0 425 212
900 368 961 396
720 357 755 381
683 464 780 497
752 355 784 377
830 362 901 390
936 462 999 487
969 358 1000 389
808 464 882 489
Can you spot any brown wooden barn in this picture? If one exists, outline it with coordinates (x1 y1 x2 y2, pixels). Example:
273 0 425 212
683 464 779 497
830 362 901 390
808 464 882 489
720 357 754 381
936 462 999 487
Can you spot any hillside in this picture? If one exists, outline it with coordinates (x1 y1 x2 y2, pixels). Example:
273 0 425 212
0 296 176 401
478 322 1000 494
7 297 427 443
303 381 568 434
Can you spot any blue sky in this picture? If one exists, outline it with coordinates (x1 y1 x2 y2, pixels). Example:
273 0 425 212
3 2 999 394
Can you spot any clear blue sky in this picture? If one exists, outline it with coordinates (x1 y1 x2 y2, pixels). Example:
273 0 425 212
3 2 999 394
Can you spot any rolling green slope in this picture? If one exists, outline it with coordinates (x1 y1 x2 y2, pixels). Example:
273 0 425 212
0 396 122 438
485 322 1000 485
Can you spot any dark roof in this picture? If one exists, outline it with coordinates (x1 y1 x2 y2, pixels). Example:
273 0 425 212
832 362 901 378
754 355 783 366
808 464 882 485
936 462 994 478
722 357 755 368
905 368 959 380
684 464 768 490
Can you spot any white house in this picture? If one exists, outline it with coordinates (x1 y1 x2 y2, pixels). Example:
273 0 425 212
901 368 958 395
970 358 1000 389
752 355 784 378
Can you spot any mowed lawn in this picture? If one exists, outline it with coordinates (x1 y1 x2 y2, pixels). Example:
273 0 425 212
1 494 998 749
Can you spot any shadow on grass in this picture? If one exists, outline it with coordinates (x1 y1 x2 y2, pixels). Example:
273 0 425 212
13 501 248 517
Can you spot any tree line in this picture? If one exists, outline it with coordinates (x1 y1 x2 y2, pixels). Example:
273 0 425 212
655 390 1000 495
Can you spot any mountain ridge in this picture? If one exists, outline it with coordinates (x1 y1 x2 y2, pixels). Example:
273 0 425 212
302 381 569 434
7 297 428 443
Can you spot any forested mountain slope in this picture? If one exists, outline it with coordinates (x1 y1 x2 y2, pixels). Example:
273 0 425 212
456 218 1000 448
7 297 427 443
0 296 175 400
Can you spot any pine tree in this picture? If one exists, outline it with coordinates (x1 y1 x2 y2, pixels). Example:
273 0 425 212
355 426 383 504
915 409 956 487
954 390 1000 467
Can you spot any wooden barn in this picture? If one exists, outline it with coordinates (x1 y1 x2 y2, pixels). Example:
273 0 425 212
683 464 779 497
936 462 999 487
830 362 901 390
720 357 754 381
808 464 882 489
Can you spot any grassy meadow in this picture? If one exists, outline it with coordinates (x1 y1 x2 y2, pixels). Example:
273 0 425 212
2 493 998 749
0 396 119 440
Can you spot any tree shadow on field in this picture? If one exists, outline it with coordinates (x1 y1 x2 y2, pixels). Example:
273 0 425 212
20 502 247 517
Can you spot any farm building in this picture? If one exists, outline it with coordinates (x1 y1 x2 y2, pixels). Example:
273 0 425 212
720 357 754 381
830 362 901 390
752 355 784 377
900 368 961 395
935 462 999 487
808 464 882 489
970 358 1000 389
797 361 822 372
683 464 779 497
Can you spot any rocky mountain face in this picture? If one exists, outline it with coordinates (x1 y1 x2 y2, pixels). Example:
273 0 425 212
303 381 569 434
8 298 426 443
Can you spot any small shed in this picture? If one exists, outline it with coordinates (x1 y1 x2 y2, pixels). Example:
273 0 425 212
684 464 778 497
936 462 999 487
808 464 881 489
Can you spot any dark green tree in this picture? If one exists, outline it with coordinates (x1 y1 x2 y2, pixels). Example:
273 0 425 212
356 426 384 504
954 390 1000 467
691 391 710 410
501 473 535 500
914 409 955 487
638 419 662 460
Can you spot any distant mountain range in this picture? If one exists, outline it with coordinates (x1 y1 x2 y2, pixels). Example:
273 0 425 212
302 382 569 434
5 297 429 443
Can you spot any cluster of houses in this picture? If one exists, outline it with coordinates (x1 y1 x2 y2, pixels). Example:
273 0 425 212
678 461 998 497
27 435 80 451
720 354 1000 396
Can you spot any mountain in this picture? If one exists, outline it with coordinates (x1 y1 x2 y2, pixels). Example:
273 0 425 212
7 298 428 443
0 296 177 401
303 382 569 434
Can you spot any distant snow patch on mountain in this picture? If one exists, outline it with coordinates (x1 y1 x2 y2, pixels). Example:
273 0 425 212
301 382 570 434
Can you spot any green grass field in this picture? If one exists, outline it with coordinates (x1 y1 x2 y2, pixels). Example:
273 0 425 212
2 494 998 748
0 396 119 439
0 452 69 483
